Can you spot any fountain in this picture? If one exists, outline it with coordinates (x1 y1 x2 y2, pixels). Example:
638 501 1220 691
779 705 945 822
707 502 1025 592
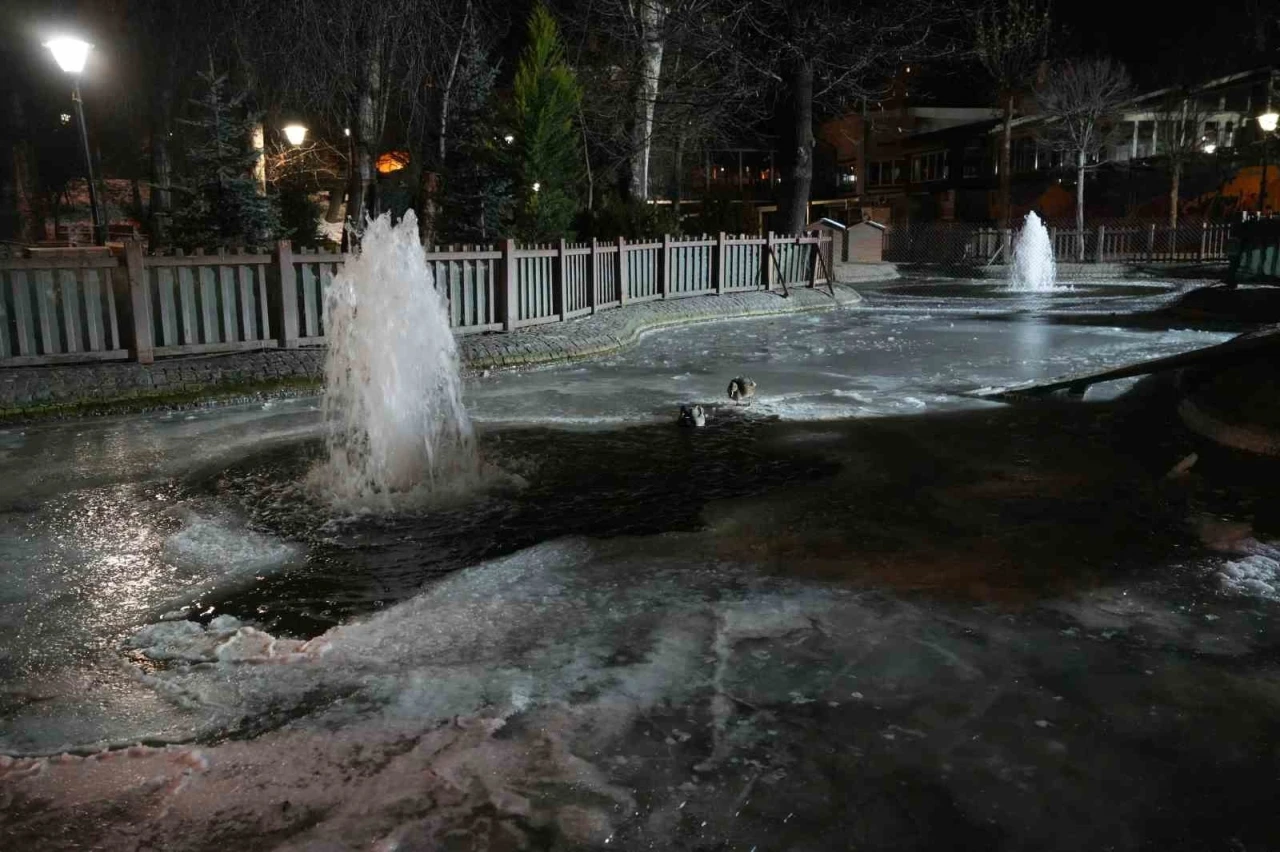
1009 211 1060 292
311 210 479 506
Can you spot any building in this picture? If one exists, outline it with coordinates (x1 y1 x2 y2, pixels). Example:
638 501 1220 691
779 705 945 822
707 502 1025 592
812 65 1280 225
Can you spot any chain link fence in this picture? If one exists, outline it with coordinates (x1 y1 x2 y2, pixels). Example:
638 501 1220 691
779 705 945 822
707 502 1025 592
883 219 1232 274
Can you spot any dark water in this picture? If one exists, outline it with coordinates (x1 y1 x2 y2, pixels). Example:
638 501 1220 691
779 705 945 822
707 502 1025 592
186 416 840 636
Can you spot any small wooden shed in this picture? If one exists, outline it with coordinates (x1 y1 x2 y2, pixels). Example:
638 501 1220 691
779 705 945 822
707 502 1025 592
807 217 885 263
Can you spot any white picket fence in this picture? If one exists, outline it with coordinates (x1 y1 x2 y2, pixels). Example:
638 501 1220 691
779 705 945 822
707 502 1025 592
0 230 834 366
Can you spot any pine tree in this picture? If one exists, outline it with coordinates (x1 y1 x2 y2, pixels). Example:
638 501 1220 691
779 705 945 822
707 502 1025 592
439 35 513 243
509 4 582 241
169 64 279 248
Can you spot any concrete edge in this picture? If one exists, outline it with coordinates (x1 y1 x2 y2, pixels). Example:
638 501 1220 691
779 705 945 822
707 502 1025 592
461 285 863 372
1 286 864 423
1177 397 1280 457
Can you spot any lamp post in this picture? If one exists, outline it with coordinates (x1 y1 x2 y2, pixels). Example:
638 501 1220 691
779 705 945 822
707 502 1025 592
1257 110 1278 215
45 37 105 246
283 124 308 147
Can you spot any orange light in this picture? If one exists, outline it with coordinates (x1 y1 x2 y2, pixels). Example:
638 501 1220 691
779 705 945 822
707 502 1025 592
376 150 410 174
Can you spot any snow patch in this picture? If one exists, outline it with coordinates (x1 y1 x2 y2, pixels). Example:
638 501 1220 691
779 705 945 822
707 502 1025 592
1218 540 1280 600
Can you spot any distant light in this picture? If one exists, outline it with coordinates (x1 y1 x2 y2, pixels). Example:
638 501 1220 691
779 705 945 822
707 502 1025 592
45 37 91 75
532 181 541 193
1203 142 1217 154
504 134 515 144
1259 111 1279 133
343 127 351 137
60 113 71 124
905 66 911 73
375 150 410 174
283 124 308 146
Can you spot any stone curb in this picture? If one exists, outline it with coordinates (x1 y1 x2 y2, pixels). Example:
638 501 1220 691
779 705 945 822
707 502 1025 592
460 284 862 371
0 283 869 422
1177 396 1280 457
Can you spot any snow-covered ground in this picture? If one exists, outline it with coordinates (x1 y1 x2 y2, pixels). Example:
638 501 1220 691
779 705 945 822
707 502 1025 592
3 280 1280 850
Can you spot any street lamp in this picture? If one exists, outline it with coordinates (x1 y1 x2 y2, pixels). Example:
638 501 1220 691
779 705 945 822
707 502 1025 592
45 36 105 245
283 124 308 146
1257 110 1278 215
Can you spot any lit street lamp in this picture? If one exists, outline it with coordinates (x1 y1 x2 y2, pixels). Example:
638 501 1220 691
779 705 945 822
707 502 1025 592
45 36 105 245
1257 110 1278 215
283 124 308 146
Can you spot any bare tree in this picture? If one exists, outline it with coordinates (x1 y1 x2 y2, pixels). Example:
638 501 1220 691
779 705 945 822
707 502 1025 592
1036 57 1132 259
714 0 954 234
562 0 761 204
973 0 1052 235
1151 88 1212 230
228 0 471 241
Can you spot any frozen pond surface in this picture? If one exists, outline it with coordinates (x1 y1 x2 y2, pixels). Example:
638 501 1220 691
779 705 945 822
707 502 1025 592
3 280 1280 850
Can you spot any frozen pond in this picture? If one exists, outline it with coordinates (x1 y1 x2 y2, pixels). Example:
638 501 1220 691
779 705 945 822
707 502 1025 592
3 279 1280 850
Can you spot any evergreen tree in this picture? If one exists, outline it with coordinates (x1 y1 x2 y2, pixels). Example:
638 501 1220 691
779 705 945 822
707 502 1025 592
509 4 582 241
439 35 513 244
169 64 279 248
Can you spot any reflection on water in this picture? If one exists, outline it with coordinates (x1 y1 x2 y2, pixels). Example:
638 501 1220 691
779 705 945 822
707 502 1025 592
0 293 1246 753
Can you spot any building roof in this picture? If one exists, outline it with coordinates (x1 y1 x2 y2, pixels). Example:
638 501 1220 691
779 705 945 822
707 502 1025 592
994 65 1278 134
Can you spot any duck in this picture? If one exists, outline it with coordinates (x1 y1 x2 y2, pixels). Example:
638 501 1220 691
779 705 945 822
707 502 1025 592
727 376 756 403
678 404 707 428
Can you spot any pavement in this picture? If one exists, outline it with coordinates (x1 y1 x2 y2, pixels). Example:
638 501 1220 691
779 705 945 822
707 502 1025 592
1178 353 1280 457
0 279 871 421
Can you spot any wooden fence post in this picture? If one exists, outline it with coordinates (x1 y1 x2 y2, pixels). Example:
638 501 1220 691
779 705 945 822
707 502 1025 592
715 232 726 295
807 233 820 288
123 239 154 364
1199 221 1207 260
501 239 518 331
764 231 776 290
555 238 567 321
617 236 629 304
660 234 671 299
588 238 598 314
1147 223 1156 260
273 239 300 348
1096 225 1105 262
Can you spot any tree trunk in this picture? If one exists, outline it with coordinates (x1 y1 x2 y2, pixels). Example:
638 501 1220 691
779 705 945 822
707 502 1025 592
1169 162 1181 229
251 122 267 194
6 91 40 243
626 0 666 201
1076 153 1086 261
346 52 383 243
672 131 685 233
148 79 173 242
784 58 815 235
1000 93 1014 234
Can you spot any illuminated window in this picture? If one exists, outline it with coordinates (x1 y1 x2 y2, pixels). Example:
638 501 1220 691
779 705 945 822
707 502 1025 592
376 151 410 174
912 150 948 182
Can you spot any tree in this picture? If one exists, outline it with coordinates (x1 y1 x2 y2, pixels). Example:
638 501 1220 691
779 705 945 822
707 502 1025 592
229 0 447 242
1151 88 1212 230
169 64 280 248
562 0 765 214
561 0 669 201
1035 57 1132 259
510 4 583 241
714 0 953 234
437 33 513 243
973 0 1052 235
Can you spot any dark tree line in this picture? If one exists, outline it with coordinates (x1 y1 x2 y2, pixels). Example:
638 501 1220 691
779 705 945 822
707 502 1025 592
4 0 1274 247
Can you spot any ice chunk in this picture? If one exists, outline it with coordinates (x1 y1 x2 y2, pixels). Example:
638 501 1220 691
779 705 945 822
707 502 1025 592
1219 541 1280 600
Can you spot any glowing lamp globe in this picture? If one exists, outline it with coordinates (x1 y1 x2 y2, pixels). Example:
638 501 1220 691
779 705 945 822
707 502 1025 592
1259 112 1279 133
283 124 308 146
45 37 91 74
1203 143 1217 154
